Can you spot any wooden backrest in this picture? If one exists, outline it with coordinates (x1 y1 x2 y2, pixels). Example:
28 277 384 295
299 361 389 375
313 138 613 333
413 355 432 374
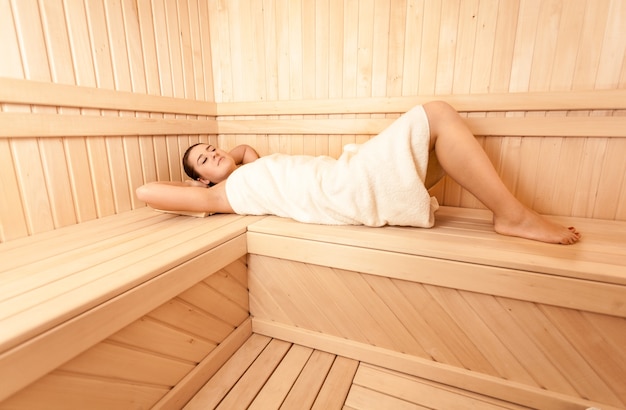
215 90 626 223
2 79 625 242
0 78 217 241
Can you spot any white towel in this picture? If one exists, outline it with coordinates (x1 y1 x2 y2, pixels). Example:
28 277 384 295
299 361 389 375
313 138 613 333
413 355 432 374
225 105 439 227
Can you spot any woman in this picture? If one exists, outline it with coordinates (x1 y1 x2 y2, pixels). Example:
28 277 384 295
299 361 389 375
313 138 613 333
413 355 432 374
136 101 580 244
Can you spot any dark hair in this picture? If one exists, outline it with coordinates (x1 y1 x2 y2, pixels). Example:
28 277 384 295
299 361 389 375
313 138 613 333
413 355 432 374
182 143 203 180
182 143 216 186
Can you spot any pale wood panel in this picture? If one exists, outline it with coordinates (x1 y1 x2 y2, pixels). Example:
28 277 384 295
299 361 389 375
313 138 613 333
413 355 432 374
217 114 626 137
1 255 251 408
0 1 29 240
152 319 253 410
496 297 624 403
187 337 586 410
246 344 314 409
207 0 626 222
254 319 617 410
0 373 168 410
0 77 216 114
187 337 355 410
184 333 273 409
59 341 194 386
279 349 335 409
350 363 531 410
203 257 249 310
248 213 626 304
7 0 57 236
178 280 249 328
311 356 359 410
0 213 251 401
248 255 626 407
209 0 624 101
0 130 216 241
0 0 216 242
216 89 626 115
148 297 235 344
346 384 429 410
107 316 216 363
0 111 216 138
540 307 626 402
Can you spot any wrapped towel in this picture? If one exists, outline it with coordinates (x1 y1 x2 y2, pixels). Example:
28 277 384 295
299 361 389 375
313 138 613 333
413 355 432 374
225 105 439 227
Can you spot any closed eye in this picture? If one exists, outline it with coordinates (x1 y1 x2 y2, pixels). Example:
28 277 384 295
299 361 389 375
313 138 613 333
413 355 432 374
197 144 215 165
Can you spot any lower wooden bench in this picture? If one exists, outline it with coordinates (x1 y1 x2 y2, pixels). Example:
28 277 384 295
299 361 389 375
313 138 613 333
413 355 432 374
1 206 624 409
246 207 626 410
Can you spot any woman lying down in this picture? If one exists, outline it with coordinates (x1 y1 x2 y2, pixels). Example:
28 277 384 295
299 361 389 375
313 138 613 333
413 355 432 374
136 101 580 245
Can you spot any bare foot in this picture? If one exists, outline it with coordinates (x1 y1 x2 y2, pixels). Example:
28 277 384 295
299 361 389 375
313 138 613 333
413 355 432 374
493 208 581 245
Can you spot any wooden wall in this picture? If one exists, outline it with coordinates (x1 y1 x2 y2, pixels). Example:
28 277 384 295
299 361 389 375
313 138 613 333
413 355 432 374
209 0 626 100
1 0 625 242
0 0 216 242
209 0 626 221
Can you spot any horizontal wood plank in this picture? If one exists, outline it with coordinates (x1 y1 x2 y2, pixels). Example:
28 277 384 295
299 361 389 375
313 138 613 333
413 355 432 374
248 236 625 317
0 112 217 138
247 208 626 287
216 89 626 115
218 115 626 137
0 77 216 115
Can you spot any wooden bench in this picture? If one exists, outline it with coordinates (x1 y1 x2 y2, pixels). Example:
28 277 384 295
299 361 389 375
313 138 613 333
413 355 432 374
0 208 261 407
246 207 626 410
2 207 623 409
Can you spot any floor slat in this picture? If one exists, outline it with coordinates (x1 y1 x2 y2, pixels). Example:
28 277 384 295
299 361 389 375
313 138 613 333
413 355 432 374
187 335 538 409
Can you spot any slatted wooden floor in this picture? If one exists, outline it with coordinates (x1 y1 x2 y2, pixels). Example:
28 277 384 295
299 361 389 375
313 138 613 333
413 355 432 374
184 334 531 410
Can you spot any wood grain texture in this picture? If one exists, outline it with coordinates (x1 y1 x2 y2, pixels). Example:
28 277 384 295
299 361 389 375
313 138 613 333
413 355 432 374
206 0 626 222
1 250 251 409
247 206 626 409
2 0 626 241
248 256 626 409
0 0 216 241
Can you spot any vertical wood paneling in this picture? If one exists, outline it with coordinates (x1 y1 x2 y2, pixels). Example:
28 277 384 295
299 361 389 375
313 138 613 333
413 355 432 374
2 0 626 242
207 0 625 222
0 0 215 241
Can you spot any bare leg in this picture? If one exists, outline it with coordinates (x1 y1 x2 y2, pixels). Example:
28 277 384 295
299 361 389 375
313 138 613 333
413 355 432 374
423 101 580 245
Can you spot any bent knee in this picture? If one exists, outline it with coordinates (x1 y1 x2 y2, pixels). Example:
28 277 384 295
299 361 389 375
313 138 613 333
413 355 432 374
423 100 462 133
423 100 457 118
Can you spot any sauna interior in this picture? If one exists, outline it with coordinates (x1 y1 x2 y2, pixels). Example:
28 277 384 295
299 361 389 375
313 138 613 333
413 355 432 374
1 0 625 409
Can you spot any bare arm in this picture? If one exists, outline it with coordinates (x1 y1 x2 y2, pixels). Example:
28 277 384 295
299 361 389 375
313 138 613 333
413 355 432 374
135 144 257 214
229 144 260 165
136 180 234 214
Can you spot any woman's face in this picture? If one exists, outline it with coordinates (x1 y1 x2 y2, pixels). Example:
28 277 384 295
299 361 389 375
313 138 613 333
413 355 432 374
187 143 237 184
